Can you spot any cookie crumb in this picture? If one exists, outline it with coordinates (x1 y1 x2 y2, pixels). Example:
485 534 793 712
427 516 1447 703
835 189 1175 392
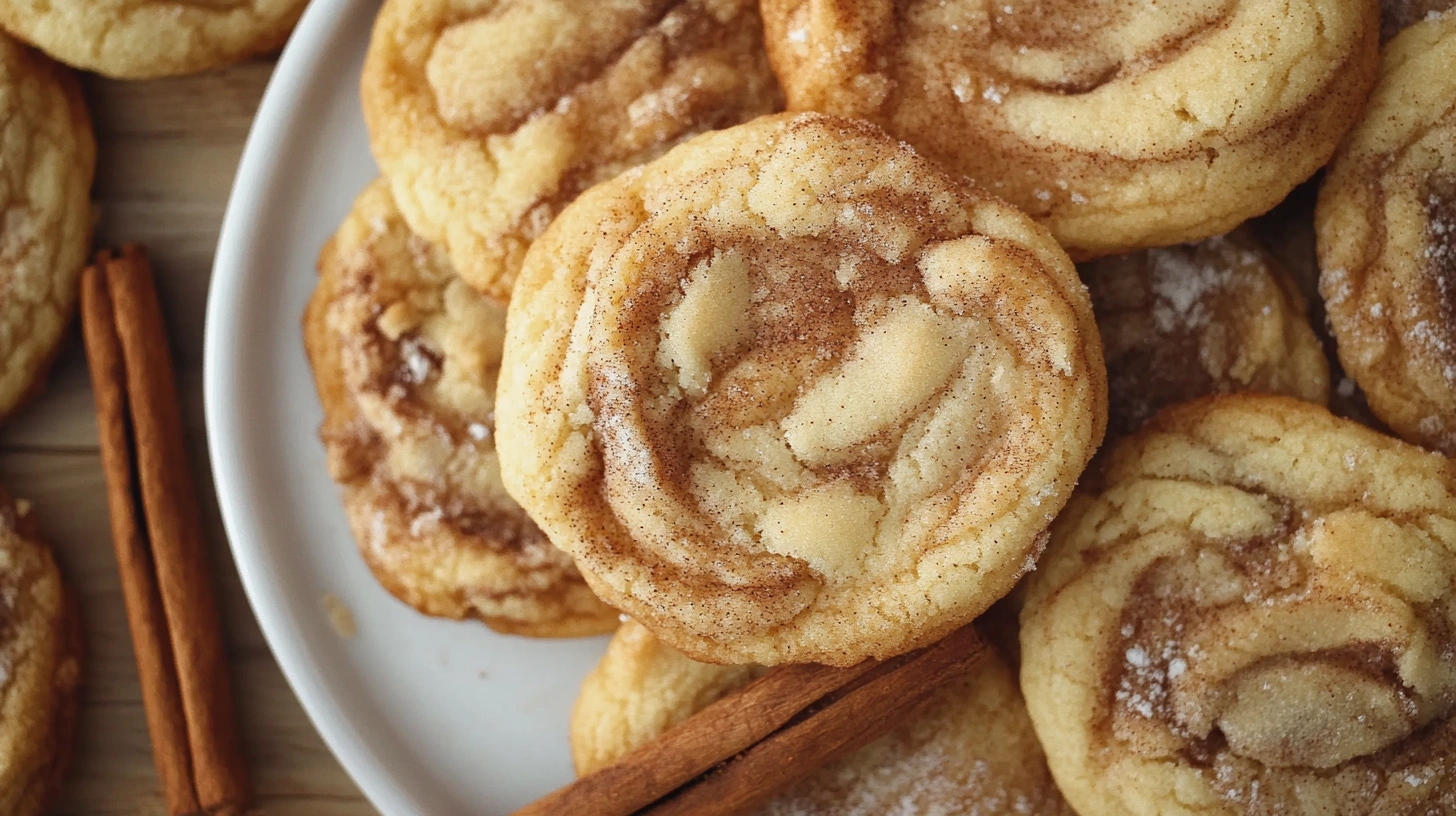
321 594 356 638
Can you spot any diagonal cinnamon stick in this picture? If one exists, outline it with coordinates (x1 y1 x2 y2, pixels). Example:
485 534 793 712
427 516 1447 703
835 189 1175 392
82 244 250 816
514 624 986 816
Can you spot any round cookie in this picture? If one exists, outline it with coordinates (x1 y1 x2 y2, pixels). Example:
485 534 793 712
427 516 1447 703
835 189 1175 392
362 0 783 301
0 489 81 816
1083 229 1329 442
760 0 1380 260
1021 394 1456 816
0 35 93 426
497 112 1106 666
0 0 305 79
573 619 1073 815
303 180 616 637
1318 11 1456 454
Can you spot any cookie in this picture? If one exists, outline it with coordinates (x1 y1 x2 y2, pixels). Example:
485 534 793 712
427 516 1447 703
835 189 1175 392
1318 10 1456 454
0 489 81 816
0 0 305 79
361 0 782 301
303 180 616 638
760 0 1379 260
572 619 1073 815
1021 394 1456 816
1084 229 1329 442
496 113 1106 666
0 35 93 426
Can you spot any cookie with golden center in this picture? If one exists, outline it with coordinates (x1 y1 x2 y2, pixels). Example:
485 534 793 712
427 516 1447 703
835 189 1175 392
0 0 305 79
0 488 81 816
1318 11 1456 454
0 35 94 426
760 0 1379 260
1084 229 1329 442
572 619 1073 815
362 0 782 301
303 180 616 638
1021 394 1456 816
497 112 1107 666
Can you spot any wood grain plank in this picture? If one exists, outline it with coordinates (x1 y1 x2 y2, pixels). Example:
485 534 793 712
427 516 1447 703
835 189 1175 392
0 56 375 814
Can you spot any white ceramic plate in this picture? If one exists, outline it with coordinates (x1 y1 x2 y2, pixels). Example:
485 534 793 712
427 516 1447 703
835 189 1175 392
204 1 612 813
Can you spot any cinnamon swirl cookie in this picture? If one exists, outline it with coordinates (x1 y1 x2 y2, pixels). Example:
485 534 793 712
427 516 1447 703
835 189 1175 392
362 0 782 301
1318 10 1456 454
760 0 1380 259
304 180 616 637
0 0 306 79
1021 394 1456 816
0 34 93 425
0 489 80 816
497 112 1106 666
1084 229 1329 442
572 619 1073 815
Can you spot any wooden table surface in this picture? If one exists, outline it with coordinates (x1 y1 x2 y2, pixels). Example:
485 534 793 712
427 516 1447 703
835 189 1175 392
0 59 376 815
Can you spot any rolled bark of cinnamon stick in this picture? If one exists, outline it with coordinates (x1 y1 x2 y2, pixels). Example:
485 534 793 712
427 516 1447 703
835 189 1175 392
514 624 986 816
82 245 250 816
81 254 202 816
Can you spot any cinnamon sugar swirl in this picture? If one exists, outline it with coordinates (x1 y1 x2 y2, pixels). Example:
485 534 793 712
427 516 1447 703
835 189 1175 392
760 0 1379 260
571 619 1073 815
1021 394 1456 815
362 0 782 300
496 113 1106 666
1318 11 1456 454
1084 229 1329 442
303 180 616 637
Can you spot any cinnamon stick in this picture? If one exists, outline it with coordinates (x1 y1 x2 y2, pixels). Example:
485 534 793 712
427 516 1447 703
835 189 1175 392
81 253 200 816
82 245 250 815
514 624 986 816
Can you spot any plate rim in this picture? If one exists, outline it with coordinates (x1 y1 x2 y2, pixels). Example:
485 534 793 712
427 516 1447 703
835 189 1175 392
202 1 419 813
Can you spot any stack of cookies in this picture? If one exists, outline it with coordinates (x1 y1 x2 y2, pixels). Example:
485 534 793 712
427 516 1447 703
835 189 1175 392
308 1 1456 813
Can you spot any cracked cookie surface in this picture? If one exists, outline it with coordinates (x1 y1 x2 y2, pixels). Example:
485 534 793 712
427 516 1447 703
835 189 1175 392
304 180 616 637
362 0 783 301
0 0 306 78
0 487 80 816
0 34 93 425
1318 11 1456 454
761 0 1379 260
497 113 1106 666
1022 394 1456 816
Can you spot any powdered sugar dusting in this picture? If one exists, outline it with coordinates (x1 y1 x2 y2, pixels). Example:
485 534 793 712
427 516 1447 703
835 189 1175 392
1148 247 1234 332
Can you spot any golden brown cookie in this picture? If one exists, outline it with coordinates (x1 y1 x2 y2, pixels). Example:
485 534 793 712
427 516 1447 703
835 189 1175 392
362 0 783 301
1084 229 1329 442
1318 11 1456 454
760 0 1380 260
0 488 81 816
497 112 1106 666
304 180 616 638
573 619 1073 815
1021 394 1456 816
0 34 93 425
0 0 306 79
